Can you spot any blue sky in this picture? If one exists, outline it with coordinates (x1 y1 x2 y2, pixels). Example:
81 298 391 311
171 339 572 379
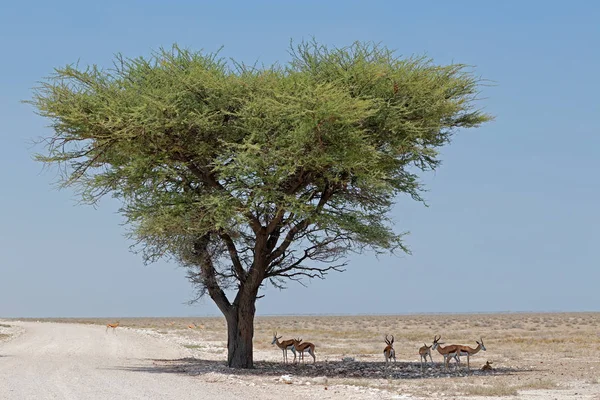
1 1 598 317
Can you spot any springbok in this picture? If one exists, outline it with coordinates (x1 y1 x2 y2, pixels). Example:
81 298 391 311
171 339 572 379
419 342 433 371
456 338 486 370
292 338 316 363
481 360 493 371
271 332 297 363
383 335 396 363
106 321 120 334
431 335 460 370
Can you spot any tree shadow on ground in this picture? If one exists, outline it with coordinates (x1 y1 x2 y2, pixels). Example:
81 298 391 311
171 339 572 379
106 358 527 380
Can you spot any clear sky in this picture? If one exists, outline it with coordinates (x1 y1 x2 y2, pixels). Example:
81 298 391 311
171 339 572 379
1 1 598 318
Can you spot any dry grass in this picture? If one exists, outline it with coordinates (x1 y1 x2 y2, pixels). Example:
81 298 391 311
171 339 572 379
517 378 558 390
406 375 559 397
457 379 557 397
461 385 519 396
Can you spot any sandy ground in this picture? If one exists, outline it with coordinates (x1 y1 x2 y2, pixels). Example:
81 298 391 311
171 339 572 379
2 314 600 399
0 321 383 400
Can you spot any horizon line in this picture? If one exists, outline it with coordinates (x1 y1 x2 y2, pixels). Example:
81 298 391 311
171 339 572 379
4 310 600 319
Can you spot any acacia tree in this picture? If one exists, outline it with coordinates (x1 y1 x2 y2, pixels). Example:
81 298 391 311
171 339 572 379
30 41 491 368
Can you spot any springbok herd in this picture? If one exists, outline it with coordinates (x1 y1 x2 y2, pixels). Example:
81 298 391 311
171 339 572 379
106 321 489 371
272 332 489 372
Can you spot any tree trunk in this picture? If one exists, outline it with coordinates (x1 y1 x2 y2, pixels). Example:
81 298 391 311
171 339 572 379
225 297 256 368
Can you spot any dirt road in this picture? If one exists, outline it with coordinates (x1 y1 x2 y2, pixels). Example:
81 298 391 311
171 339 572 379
0 321 370 400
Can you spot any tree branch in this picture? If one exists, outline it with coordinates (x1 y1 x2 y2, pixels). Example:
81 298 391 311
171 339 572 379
193 234 232 315
268 263 347 281
266 182 334 264
265 169 312 241
219 232 247 282
266 234 348 277
180 154 262 234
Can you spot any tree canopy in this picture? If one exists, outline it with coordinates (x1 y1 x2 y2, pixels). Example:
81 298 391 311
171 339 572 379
30 40 492 367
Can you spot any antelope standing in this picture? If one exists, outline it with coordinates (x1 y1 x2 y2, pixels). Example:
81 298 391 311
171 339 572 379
383 335 396 363
292 338 316 363
431 335 460 370
271 332 297 363
418 343 433 371
481 360 493 371
188 322 197 329
106 321 120 334
456 338 486 371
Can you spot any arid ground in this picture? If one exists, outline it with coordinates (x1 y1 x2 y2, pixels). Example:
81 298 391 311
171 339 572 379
1 313 599 399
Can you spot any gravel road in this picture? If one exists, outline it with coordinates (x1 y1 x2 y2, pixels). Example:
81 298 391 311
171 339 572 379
0 321 370 400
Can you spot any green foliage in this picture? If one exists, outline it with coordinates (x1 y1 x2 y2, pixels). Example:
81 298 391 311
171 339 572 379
29 40 492 287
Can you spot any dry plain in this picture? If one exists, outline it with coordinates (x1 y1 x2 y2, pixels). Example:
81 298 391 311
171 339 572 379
2 313 599 399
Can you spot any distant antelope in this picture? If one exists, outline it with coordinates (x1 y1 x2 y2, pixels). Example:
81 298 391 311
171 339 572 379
419 343 433 371
271 332 297 363
188 323 197 329
106 321 120 334
481 360 493 371
456 338 486 371
383 335 396 363
431 335 460 370
292 338 316 363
